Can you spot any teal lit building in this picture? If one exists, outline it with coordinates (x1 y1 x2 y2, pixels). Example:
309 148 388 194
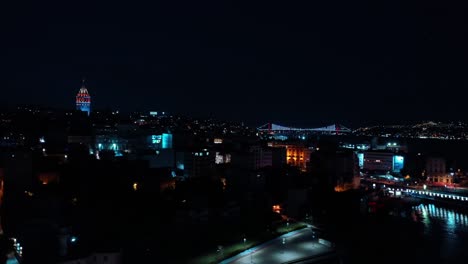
149 133 173 149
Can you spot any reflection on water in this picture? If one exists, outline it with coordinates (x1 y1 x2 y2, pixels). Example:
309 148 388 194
412 204 468 233
411 203 468 261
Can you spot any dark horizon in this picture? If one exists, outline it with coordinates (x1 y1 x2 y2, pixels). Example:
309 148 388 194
2 1 468 127
3 99 468 128
3 102 467 130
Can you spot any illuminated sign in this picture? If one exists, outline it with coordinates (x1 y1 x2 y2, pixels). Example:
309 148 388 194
393 155 404 172
357 153 364 168
151 135 161 144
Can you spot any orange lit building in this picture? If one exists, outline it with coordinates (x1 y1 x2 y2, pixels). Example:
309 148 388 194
286 146 311 170
269 143 311 171
274 145 310 171
38 172 60 185
160 178 176 192
272 204 283 214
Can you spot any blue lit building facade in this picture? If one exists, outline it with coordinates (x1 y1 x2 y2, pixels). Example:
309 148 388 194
95 135 128 157
148 133 173 149
360 151 405 173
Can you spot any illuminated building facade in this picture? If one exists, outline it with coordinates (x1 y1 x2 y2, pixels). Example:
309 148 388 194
363 151 405 173
268 143 310 171
363 151 393 172
285 146 311 171
148 133 173 149
393 155 404 172
95 135 129 157
215 152 231 164
76 81 91 116
425 157 453 185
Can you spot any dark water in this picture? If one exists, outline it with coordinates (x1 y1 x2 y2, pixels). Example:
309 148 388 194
411 204 468 263
326 198 468 264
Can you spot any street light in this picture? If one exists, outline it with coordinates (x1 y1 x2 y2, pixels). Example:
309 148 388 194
281 238 286 254
217 245 224 261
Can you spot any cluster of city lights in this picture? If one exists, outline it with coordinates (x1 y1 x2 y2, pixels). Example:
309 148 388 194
12 238 23 257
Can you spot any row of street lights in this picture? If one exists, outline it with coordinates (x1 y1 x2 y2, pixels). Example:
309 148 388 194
237 220 292 263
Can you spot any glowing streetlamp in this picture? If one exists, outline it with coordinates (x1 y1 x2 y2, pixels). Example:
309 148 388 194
281 237 286 254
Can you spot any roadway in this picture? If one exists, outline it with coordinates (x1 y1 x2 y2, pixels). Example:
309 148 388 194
362 178 468 201
220 227 336 264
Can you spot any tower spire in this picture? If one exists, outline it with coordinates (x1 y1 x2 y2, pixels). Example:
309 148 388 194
76 78 91 116
81 78 86 87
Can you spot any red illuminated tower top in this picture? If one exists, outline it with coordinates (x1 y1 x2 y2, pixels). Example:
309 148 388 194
76 79 91 115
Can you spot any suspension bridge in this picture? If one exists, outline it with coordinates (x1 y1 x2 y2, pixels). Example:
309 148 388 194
257 123 352 135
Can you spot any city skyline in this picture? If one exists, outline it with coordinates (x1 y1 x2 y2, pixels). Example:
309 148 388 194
4 2 468 264
2 1 468 127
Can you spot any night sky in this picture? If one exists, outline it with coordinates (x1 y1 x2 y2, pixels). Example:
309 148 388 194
1 1 467 127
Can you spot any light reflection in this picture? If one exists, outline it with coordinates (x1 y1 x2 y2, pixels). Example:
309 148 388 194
447 210 455 232
416 204 468 233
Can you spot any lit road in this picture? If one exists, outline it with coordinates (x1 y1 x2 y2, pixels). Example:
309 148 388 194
363 179 468 202
220 227 336 264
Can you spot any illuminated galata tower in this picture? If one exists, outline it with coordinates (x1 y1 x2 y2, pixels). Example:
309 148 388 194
76 79 91 116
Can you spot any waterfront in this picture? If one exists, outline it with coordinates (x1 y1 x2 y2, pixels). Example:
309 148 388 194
333 201 468 264
412 203 468 263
